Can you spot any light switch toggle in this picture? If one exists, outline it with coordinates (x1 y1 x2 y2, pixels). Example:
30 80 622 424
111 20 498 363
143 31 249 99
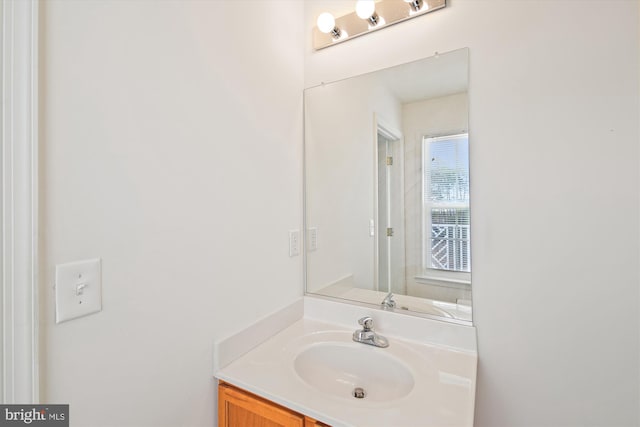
75 283 87 296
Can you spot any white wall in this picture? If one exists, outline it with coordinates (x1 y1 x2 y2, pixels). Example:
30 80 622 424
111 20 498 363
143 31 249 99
305 1 639 426
39 1 303 426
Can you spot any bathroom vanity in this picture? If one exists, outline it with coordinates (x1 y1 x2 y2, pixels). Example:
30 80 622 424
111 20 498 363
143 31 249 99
214 297 477 427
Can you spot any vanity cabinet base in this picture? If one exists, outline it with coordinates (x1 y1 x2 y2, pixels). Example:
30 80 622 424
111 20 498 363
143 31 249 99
218 382 329 427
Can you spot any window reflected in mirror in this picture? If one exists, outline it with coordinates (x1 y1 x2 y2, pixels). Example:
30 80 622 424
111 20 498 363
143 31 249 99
422 133 470 280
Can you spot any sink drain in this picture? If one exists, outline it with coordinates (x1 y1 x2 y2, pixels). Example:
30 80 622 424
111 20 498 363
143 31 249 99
353 387 366 399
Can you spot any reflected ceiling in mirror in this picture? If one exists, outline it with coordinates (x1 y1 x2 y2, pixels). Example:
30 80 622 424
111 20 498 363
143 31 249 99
304 48 471 323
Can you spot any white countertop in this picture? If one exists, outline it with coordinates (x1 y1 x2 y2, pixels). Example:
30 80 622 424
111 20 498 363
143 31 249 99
215 299 477 427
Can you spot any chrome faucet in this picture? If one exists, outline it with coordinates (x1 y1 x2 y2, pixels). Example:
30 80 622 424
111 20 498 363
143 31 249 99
381 292 396 310
352 316 389 348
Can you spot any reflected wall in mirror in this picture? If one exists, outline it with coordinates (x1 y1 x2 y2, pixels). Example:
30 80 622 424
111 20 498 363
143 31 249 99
304 48 471 322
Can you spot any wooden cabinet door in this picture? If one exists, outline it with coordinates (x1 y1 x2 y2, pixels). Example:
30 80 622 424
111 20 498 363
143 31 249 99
218 383 304 427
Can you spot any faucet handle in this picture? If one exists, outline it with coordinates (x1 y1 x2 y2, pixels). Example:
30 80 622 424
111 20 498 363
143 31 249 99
358 316 373 331
381 292 396 309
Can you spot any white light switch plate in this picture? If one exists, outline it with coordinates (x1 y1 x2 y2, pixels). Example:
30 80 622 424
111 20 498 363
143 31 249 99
55 258 102 323
289 230 300 257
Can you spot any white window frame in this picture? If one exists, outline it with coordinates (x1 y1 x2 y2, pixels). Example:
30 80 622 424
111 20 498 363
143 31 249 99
418 132 470 286
1 0 39 404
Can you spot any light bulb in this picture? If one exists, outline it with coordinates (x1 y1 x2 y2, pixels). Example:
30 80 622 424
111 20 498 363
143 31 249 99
356 0 376 19
317 12 336 34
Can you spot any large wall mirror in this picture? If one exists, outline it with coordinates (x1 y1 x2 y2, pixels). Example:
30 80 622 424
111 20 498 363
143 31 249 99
304 48 471 323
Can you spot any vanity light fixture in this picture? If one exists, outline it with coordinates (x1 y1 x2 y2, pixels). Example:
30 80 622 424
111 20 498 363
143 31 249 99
314 0 446 50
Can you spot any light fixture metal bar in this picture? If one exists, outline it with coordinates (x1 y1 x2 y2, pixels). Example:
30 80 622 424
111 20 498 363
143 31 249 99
313 0 446 50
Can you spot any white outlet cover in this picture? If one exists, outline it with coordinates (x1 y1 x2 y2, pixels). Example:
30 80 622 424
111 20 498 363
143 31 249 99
55 258 102 323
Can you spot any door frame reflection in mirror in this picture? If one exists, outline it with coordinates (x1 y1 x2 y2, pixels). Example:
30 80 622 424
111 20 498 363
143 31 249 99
374 115 405 297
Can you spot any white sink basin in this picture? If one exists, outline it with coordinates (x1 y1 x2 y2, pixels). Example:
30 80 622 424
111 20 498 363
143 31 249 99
293 342 414 402
215 307 478 427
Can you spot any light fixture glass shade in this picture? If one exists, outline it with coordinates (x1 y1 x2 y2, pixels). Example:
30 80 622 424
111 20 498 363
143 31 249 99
355 0 376 19
317 12 336 33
